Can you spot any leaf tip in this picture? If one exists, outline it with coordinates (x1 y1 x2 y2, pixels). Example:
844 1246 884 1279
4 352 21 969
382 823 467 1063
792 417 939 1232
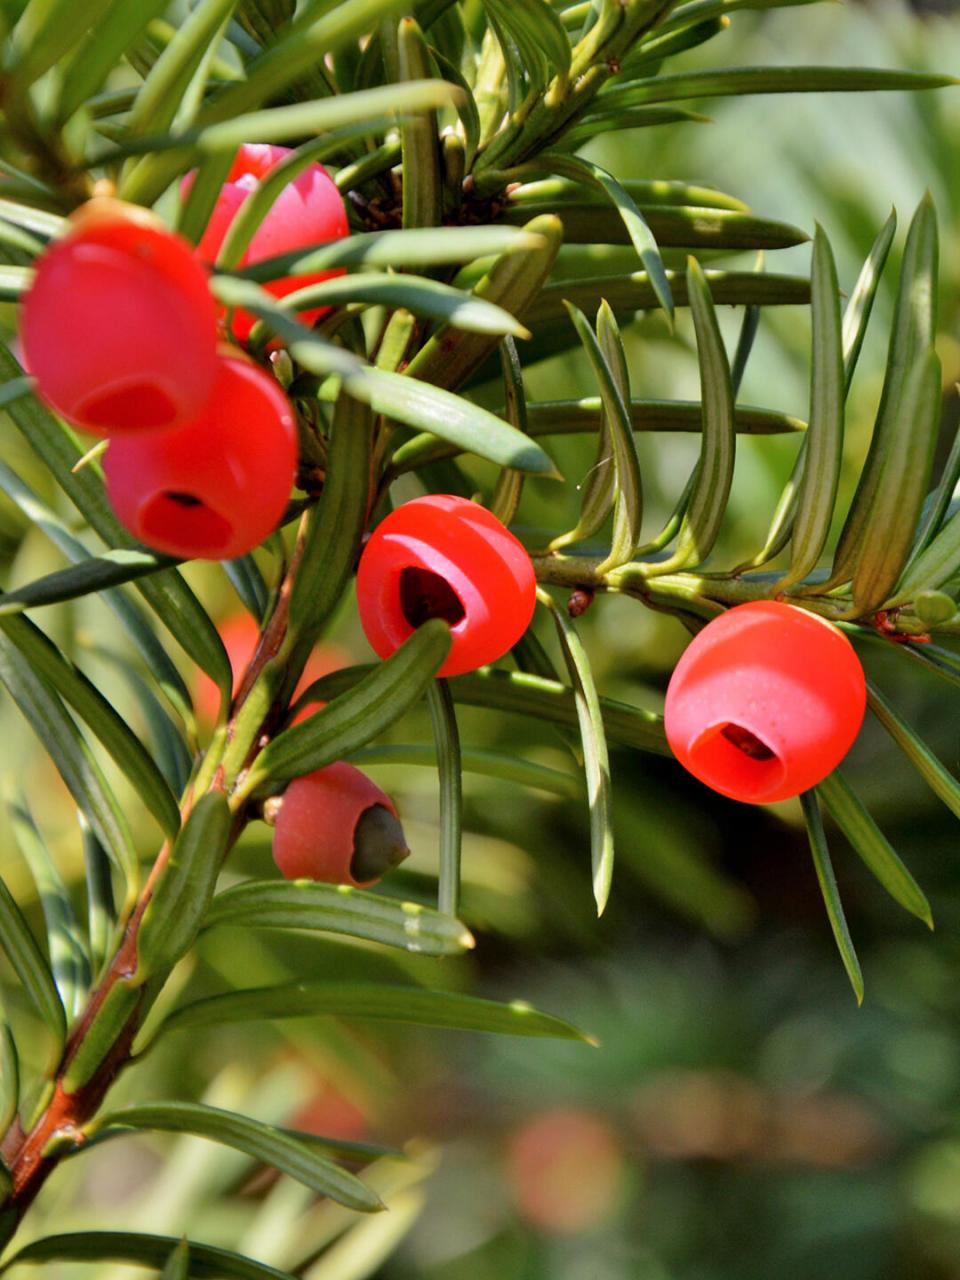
517 443 560 478
684 254 705 289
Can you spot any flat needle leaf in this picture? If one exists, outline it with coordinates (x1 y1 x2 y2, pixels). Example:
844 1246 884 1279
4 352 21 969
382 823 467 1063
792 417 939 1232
427 680 463 919
539 590 614 914
801 790 863 1004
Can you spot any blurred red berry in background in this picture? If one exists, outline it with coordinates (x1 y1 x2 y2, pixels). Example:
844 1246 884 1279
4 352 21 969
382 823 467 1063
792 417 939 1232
103 350 296 561
186 143 349 342
288 1084 368 1146
193 611 348 725
664 601 866 804
21 197 219 434
356 495 537 678
506 1107 625 1234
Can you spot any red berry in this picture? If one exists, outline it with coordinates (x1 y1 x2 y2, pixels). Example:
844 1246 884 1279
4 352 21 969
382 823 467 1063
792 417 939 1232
664 601 866 804
20 197 218 434
288 1086 368 1145
271 762 409 888
356 495 536 679
186 143 349 342
103 351 297 561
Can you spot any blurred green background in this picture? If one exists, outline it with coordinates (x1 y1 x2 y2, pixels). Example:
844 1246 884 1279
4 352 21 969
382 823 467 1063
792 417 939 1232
5 2 960 1277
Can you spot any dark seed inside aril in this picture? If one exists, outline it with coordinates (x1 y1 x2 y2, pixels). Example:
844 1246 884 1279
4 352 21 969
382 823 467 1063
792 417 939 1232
399 566 466 629
721 723 776 761
165 491 204 508
350 804 411 883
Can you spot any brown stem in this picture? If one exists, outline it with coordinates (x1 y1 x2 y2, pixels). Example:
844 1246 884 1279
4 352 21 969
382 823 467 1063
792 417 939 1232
0 539 313 1224
3 1008 141 1222
231 525 304 716
0 829 179 1221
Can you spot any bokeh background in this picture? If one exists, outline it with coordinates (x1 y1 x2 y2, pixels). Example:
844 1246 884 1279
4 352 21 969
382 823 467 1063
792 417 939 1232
3 2 960 1276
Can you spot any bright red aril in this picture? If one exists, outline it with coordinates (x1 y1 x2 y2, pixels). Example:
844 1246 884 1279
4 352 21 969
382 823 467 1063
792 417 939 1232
20 197 218 434
356 495 537 679
664 601 866 804
103 350 297 561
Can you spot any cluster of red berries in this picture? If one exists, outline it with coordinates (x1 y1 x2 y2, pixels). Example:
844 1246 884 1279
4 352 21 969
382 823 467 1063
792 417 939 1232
19 147 866 876
352 503 866 809
354 502 866 807
19 145 349 561
267 526 865 885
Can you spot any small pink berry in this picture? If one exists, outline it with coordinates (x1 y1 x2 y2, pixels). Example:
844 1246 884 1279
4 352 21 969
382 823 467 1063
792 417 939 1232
186 143 349 341
103 350 297 561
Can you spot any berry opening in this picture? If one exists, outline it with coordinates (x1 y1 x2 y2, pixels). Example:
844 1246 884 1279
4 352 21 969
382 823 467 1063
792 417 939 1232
689 721 787 801
141 491 233 557
78 381 178 431
399 566 466 630
720 723 776 761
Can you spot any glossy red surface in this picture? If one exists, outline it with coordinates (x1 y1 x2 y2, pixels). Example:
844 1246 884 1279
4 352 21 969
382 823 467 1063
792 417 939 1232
356 495 537 678
21 201 218 433
103 353 296 560
664 601 866 804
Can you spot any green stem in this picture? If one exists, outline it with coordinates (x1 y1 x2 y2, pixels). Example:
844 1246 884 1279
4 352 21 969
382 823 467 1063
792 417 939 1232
530 551 951 636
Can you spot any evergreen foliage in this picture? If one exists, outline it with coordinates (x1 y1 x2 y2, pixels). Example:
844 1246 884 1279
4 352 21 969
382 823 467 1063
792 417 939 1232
0 0 954 1271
